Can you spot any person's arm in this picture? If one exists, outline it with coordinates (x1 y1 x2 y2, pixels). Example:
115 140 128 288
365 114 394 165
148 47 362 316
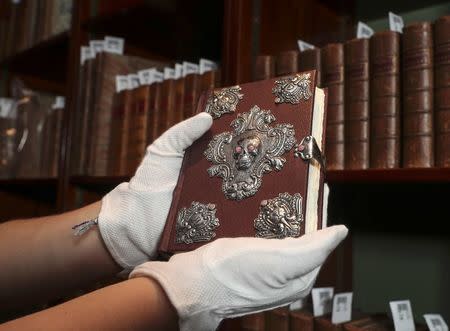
0 277 178 331
0 201 120 309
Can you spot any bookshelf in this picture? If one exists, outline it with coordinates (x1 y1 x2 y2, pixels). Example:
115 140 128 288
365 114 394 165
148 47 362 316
0 0 449 323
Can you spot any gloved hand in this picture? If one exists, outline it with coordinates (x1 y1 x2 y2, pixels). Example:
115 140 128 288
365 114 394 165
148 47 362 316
130 224 348 331
98 113 213 269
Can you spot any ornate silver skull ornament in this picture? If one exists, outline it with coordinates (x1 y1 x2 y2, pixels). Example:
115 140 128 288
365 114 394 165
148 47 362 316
272 73 313 104
204 105 296 200
205 85 243 119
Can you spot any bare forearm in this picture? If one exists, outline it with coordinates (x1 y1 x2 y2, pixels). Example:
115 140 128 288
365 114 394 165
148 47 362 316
0 202 121 308
0 277 178 331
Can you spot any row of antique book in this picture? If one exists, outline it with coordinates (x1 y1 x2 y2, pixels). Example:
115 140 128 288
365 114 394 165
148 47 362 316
0 89 64 179
254 15 450 170
72 50 220 176
0 0 72 61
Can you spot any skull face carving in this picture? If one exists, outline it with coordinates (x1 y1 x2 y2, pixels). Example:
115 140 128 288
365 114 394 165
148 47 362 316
233 135 261 170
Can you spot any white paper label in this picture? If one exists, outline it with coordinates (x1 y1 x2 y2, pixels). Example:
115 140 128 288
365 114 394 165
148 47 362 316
389 12 404 33
312 287 334 317
89 40 105 55
199 58 218 74
153 70 164 82
390 300 415 331
80 46 95 65
0 98 15 118
289 298 306 311
52 96 65 109
128 74 140 90
174 63 183 79
297 40 315 52
138 68 155 85
357 21 374 39
183 61 199 77
115 75 129 92
104 36 125 54
11 0 21 4
424 315 448 331
164 67 176 80
331 292 353 324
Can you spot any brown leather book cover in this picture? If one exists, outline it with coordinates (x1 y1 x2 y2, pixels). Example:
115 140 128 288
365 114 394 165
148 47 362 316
184 73 200 120
290 308 314 331
265 307 290 331
299 48 322 87
239 313 265 331
370 31 401 169
160 78 177 132
434 15 450 167
344 314 428 331
402 22 434 168
254 55 276 80
321 43 345 170
200 69 221 93
344 38 370 169
315 311 366 331
174 77 186 124
276 50 299 76
148 81 163 143
158 71 327 256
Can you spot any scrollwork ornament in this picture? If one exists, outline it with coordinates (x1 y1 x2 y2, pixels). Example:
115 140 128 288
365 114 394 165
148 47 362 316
254 192 303 239
272 73 313 104
204 86 244 119
204 105 296 200
175 202 220 244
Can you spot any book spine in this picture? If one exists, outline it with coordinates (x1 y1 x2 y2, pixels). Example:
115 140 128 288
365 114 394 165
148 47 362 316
174 77 186 123
160 79 176 133
276 50 299 76
370 31 401 169
239 313 265 331
344 38 370 169
107 90 128 176
402 22 434 168
314 316 344 331
149 82 163 143
290 310 314 331
183 74 200 119
299 48 322 87
254 55 275 81
322 43 345 170
434 15 450 167
265 308 290 331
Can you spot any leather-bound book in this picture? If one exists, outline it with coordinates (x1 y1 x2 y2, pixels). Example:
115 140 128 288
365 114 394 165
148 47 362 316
299 48 322 87
370 31 401 169
174 76 186 123
276 50 299 76
344 314 428 331
148 80 163 142
344 38 370 169
265 307 290 331
434 15 450 167
158 71 327 256
200 68 221 93
254 55 275 80
239 313 265 331
160 78 177 132
321 43 345 170
402 22 434 168
290 308 314 331
315 312 365 331
184 73 200 119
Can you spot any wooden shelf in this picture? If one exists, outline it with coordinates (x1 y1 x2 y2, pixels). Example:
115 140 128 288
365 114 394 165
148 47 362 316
0 177 58 202
0 32 69 84
326 168 450 184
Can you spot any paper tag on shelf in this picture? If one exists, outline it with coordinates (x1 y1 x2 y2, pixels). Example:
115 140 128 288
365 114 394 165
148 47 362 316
89 40 105 56
389 12 404 33
357 21 374 38
331 292 353 324
115 75 129 92
104 36 125 54
297 40 315 52
174 63 183 79
51 96 65 109
312 287 334 317
0 98 15 118
164 67 176 80
138 68 155 85
390 300 415 331
128 74 140 90
183 61 199 77
153 70 164 82
289 298 306 311
11 0 21 4
80 46 95 65
199 58 218 74
424 314 448 331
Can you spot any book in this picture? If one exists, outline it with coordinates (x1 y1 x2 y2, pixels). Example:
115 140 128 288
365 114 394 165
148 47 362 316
344 38 370 170
298 48 322 87
370 31 401 169
434 15 450 167
239 313 265 331
343 314 428 331
402 22 434 168
265 307 290 331
158 70 327 256
321 43 345 170
254 55 276 80
276 50 299 76
290 308 314 331
315 312 365 331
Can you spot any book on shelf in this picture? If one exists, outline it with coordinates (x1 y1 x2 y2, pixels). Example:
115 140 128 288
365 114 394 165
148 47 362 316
158 70 327 256
290 307 314 331
265 307 290 331
298 48 322 87
254 55 276 80
276 50 300 76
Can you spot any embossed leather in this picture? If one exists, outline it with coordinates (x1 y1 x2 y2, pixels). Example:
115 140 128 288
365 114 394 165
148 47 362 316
158 71 326 256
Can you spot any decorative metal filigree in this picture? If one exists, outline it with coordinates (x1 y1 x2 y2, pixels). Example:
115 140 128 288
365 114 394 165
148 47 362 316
272 73 312 104
204 105 296 200
254 192 303 239
205 86 243 119
175 202 220 244
294 135 326 170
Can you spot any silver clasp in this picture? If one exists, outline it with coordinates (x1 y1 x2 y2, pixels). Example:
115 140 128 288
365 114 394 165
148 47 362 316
294 135 326 170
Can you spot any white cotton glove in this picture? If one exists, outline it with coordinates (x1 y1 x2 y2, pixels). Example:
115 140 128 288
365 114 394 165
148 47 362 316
98 113 213 269
130 225 348 331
